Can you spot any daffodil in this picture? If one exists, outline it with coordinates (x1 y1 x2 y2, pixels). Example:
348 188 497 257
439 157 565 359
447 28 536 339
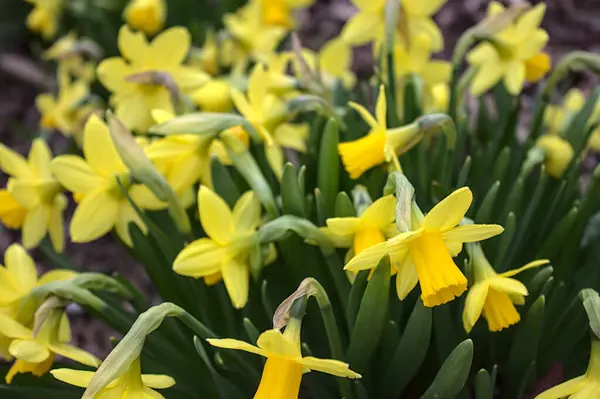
294 38 356 89
51 116 165 246
0 309 100 383
191 78 234 112
208 322 360 398
341 0 446 51
462 243 549 333
338 85 421 179
189 30 242 75
52 357 175 398
0 190 27 230
467 2 550 96
43 33 97 83
36 70 90 136
0 243 76 318
535 135 574 178
124 0 166 36
265 122 309 180
535 339 600 399
345 187 504 307
0 139 66 252
324 195 397 256
97 26 208 133
256 0 314 29
25 0 63 40
173 186 262 308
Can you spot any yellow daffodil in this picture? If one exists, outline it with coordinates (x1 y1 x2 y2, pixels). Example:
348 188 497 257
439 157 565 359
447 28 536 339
462 244 549 333
97 26 208 133
36 70 90 136
208 322 360 398
190 30 242 74
191 78 234 112
0 190 27 230
43 33 97 83
124 0 166 36
535 135 574 178
25 0 63 40
0 139 66 252
535 339 600 399
173 186 262 308
0 309 100 383
257 0 314 29
50 116 165 246
52 357 175 398
345 187 504 307
341 0 446 51
468 2 550 96
265 122 309 180
294 38 356 89
324 195 397 256
338 85 421 179
0 243 76 318
223 1 286 63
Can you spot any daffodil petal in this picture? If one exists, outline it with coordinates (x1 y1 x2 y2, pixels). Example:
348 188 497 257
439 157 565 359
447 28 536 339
247 64 268 111
118 25 148 62
500 259 550 278
83 115 125 177
173 238 225 277
375 85 387 130
50 369 97 388
149 27 190 69
0 314 32 339
48 197 65 253
28 139 52 180
207 338 266 357
230 89 255 120
221 259 249 309
70 190 119 243
114 202 145 247
141 374 176 389
534 376 587 399
9 339 50 363
462 282 489 334
340 12 382 46
256 330 301 358
504 62 526 96
423 187 473 232
442 224 504 243
49 343 100 367
198 186 235 246
233 191 261 234
38 270 77 286
299 357 361 379
50 155 103 194
264 144 284 181
470 62 504 96
488 277 528 296
5 243 37 292
347 102 378 129
22 205 48 249
360 195 396 228
395 255 418 300
0 144 33 179
326 217 361 236
344 241 387 272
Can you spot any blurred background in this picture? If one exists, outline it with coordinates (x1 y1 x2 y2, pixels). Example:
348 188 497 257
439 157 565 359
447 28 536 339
0 0 599 359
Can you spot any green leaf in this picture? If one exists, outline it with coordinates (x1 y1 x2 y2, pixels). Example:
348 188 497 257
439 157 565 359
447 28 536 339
346 255 391 372
475 180 500 224
474 368 493 399
456 155 471 188
334 192 355 217
579 289 600 340
421 339 474 399
317 119 340 219
193 336 245 399
381 299 432 398
347 270 369 331
281 163 307 217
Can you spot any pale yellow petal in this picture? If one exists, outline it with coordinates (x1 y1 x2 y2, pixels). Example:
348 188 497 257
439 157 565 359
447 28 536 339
8 180 40 208
9 339 50 363
0 144 33 179
534 376 587 399
442 224 504 243
395 255 418 300
402 0 446 17
348 102 378 129
503 62 526 96
248 64 268 112
462 282 489 334
38 270 77 286
22 205 48 249
343 240 387 272
340 12 382 46
173 238 225 277
198 186 235 245
375 85 387 130
70 190 119 243
50 155 103 194
319 38 351 78
230 89 255 120
141 374 176 389
488 277 528 296
470 62 505 96
299 357 361 378
360 195 396 229
114 201 145 247
233 191 261 234
5 243 37 292
500 259 550 278
256 330 301 358
49 343 100 367
207 338 267 357
264 144 285 181
48 196 66 253
28 139 52 180
326 218 362 236
273 124 309 152
83 115 125 177
50 369 97 388
423 187 472 232
118 25 148 62
149 27 191 69
221 259 249 309
0 314 33 339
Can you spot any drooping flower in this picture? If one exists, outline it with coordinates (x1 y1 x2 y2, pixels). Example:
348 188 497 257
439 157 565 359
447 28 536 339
0 139 67 252
338 85 422 179
52 357 175 398
462 243 549 333
97 25 208 133
467 2 550 96
50 116 165 245
535 339 600 399
123 0 166 36
173 186 262 308
345 187 504 307
535 135 574 178
36 70 90 136
25 0 63 40
0 309 99 383
208 322 360 398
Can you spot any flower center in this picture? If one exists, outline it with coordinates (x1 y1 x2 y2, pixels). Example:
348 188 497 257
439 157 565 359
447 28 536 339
354 226 385 256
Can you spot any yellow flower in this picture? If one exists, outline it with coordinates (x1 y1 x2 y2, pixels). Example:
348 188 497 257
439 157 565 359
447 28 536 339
468 2 550 95
324 195 397 256
191 78 233 112
0 190 27 230
173 186 262 308
0 243 76 318
345 187 504 307
294 38 356 89
50 116 165 246
124 0 166 36
257 0 314 29
0 309 99 383
25 0 63 40
0 139 66 252
97 26 208 133
265 122 310 180
338 85 421 179
208 323 360 398
36 70 90 136
341 0 446 51
535 339 600 399
462 244 549 333
52 357 175 398
43 33 96 82
535 135 574 178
